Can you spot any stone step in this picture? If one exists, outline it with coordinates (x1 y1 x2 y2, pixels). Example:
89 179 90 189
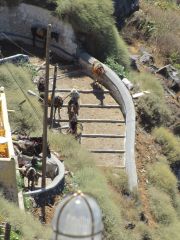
49 89 110 94
58 119 125 123
90 149 125 153
61 104 120 109
82 134 125 138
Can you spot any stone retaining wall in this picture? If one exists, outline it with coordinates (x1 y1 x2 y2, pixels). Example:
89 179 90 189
0 3 137 191
79 52 138 190
23 155 65 206
0 3 77 60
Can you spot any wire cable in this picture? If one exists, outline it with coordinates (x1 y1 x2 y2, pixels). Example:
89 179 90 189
0 52 43 127
0 32 36 57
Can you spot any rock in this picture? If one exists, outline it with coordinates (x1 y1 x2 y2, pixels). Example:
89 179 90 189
140 51 154 65
156 64 180 91
148 64 159 74
125 222 136 230
140 212 149 224
122 78 134 90
130 55 140 71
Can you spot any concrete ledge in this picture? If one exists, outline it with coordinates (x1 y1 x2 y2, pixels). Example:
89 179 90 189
0 32 75 61
78 52 138 191
23 154 65 206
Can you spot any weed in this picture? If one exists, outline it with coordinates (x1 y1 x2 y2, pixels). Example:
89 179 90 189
105 57 127 78
153 127 180 163
55 0 130 68
105 169 129 194
147 162 177 197
129 72 164 98
0 196 51 240
148 187 177 225
137 94 171 131
0 64 42 134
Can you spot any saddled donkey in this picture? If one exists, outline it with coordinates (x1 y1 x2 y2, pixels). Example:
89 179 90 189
26 167 41 190
31 26 59 48
48 95 63 120
68 115 83 144
67 89 80 121
37 77 45 96
18 166 41 190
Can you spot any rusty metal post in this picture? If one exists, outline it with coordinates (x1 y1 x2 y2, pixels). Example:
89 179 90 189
4 223 11 240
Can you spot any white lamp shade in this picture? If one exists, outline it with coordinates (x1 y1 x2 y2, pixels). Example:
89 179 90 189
52 194 103 239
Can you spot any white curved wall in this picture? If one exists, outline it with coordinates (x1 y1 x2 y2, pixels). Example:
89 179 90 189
0 3 77 59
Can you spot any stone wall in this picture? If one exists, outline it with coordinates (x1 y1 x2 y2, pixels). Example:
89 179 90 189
79 52 138 191
0 93 18 203
0 159 18 202
0 3 77 60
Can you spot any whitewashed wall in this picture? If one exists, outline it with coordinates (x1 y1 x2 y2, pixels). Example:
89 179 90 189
0 3 77 59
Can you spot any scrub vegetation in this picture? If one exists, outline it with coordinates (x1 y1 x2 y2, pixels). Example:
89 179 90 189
54 0 130 68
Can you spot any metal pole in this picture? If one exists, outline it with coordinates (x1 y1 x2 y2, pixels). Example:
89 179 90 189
50 64 58 128
4 223 11 240
41 24 51 222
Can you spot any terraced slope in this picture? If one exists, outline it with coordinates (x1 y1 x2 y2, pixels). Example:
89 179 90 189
48 65 126 168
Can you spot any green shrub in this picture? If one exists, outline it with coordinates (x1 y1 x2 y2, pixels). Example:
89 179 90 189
0 64 42 134
142 2 180 64
147 162 177 196
153 127 180 163
136 224 153 240
48 132 129 240
55 0 130 68
137 94 171 131
129 72 164 98
0 196 51 240
155 221 180 240
105 57 127 78
148 187 177 225
106 169 129 194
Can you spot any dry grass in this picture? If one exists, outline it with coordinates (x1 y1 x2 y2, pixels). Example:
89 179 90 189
0 63 42 134
129 72 171 130
148 187 177 225
153 127 180 163
48 132 129 240
137 94 171 131
105 168 129 194
147 162 177 196
0 195 51 240
142 1 180 63
55 0 130 67
129 72 164 97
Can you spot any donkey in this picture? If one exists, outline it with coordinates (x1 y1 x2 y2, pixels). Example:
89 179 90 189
48 95 64 120
31 26 59 48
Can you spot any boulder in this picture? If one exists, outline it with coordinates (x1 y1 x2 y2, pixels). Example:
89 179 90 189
140 51 154 65
156 65 180 91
